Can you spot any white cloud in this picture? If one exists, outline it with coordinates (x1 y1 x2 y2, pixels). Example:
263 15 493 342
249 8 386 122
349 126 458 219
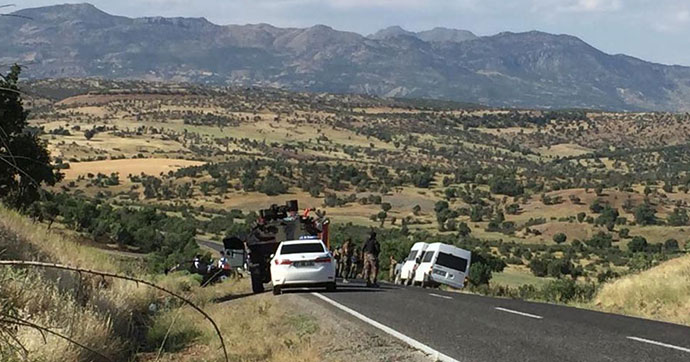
531 0 622 13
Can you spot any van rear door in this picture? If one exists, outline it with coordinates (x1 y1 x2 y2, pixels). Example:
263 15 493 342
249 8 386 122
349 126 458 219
430 251 470 288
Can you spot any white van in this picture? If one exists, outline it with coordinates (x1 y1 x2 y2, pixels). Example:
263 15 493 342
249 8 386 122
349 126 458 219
398 242 428 285
413 243 471 289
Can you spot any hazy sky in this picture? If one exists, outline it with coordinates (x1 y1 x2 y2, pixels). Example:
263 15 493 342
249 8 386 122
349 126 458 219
10 0 690 66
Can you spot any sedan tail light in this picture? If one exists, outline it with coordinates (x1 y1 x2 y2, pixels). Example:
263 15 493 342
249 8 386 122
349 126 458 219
275 259 292 265
314 256 331 263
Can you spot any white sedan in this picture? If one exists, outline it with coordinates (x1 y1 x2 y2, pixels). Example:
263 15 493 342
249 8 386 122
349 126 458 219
270 239 337 295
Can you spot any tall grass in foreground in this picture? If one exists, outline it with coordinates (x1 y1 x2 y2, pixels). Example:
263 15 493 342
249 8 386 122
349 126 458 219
143 284 322 362
0 205 156 361
593 253 690 326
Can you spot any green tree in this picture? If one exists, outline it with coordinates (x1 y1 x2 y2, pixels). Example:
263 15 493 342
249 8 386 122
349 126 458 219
618 228 630 238
489 176 524 196
663 239 679 252
470 206 483 222
662 183 673 193
0 65 61 209
667 208 689 226
634 203 657 226
628 236 648 253
589 199 605 213
241 167 258 191
457 222 471 237
529 258 548 277
381 202 392 212
553 233 567 244
377 211 387 227
258 173 287 196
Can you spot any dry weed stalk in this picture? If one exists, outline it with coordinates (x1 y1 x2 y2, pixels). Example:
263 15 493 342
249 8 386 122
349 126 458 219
0 260 229 362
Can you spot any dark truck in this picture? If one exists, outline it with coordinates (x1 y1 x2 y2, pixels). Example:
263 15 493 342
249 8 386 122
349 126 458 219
223 200 330 293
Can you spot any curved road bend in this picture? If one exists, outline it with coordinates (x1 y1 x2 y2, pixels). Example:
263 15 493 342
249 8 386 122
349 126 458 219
199 240 689 361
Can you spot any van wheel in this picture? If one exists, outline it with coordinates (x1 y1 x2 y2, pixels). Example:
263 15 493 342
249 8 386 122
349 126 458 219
272 286 282 295
326 282 336 292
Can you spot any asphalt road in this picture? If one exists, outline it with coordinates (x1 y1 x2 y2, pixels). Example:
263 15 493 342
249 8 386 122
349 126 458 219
303 280 690 362
199 240 690 361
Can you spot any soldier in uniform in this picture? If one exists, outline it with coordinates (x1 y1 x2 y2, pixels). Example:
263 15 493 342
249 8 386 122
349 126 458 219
348 247 360 279
362 231 380 287
388 255 398 282
341 238 353 281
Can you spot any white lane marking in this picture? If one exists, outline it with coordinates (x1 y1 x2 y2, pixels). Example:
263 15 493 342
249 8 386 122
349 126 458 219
495 307 543 320
627 336 690 353
429 293 453 300
312 293 459 362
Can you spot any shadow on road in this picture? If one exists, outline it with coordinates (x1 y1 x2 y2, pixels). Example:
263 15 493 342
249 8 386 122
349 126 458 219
212 292 257 303
280 285 384 294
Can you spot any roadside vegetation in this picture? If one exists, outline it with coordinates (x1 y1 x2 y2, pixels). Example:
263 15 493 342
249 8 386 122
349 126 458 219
593 253 690 326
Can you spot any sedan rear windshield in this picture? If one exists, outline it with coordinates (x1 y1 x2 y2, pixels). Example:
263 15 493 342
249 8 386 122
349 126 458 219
436 252 468 272
280 243 325 254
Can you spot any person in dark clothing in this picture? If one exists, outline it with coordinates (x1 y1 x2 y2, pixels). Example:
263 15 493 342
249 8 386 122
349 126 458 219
362 231 380 287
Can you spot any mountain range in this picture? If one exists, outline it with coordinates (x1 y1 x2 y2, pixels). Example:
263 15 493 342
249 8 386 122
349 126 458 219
2 3 690 111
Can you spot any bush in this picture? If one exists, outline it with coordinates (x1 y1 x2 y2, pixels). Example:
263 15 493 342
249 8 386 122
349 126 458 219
457 222 471 237
546 259 573 278
540 279 597 303
628 236 648 253
663 238 679 252
489 176 524 196
577 212 586 223
634 203 657 226
597 270 619 283
258 173 288 196
505 256 523 265
585 231 613 249
618 228 630 238
529 258 549 277
667 208 689 226
468 263 493 286
553 233 567 244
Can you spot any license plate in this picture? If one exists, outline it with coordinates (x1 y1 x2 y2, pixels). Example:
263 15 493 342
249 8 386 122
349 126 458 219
294 261 314 267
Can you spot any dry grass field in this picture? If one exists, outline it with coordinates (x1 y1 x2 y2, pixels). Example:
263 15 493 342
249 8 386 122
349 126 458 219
62 158 205 179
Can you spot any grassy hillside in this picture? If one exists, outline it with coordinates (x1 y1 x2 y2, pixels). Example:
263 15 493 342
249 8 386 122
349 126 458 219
592 253 690 326
0 204 152 361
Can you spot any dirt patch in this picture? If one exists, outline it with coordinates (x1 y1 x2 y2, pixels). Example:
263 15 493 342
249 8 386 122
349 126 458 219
281 293 430 362
62 158 204 179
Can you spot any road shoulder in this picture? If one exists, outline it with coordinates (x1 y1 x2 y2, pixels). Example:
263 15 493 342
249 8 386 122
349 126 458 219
281 292 430 362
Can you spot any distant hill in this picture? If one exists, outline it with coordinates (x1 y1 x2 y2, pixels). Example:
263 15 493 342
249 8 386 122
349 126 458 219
369 26 477 43
3 3 690 111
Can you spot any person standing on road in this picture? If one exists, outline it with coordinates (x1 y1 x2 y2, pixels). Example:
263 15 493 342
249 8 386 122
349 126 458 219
348 247 360 279
362 231 380 287
388 255 398 282
332 247 341 277
341 238 353 282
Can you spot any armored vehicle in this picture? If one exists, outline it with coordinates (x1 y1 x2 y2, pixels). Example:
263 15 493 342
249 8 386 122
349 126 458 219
223 200 330 293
